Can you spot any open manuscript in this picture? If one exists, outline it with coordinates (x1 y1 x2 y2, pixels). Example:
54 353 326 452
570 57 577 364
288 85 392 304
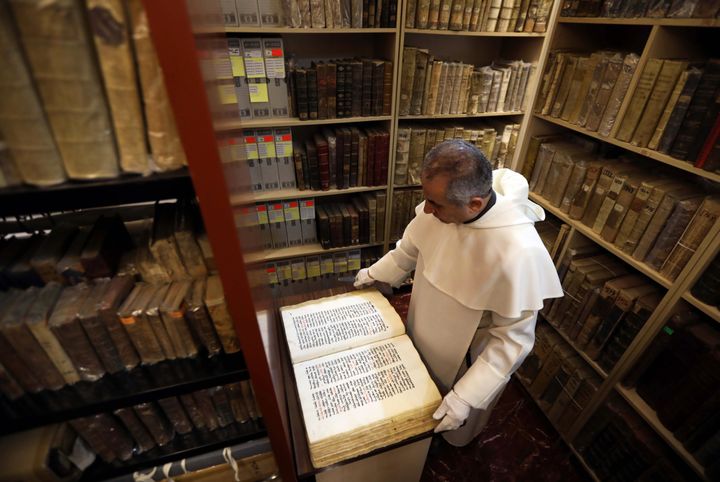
280 289 441 468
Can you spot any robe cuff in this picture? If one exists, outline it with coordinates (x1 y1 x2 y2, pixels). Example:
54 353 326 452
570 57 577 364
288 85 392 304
368 253 411 286
453 358 509 410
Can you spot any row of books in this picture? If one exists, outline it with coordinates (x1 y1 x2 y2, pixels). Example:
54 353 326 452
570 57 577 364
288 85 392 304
543 249 662 373
316 196 387 248
288 58 393 120
400 49 535 116
390 189 424 241
576 395 692 481
524 136 720 281
0 0 185 189
0 201 211 291
0 274 240 397
622 310 720 476
515 323 602 435
293 127 390 191
265 247 380 285
561 0 720 18
222 0 398 27
69 380 259 463
691 253 719 307
536 51 720 170
395 122 521 185
405 0 555 32
536 218 571 262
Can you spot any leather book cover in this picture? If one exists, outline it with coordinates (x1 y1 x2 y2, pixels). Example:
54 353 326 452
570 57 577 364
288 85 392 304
362 59 374 117
551 55 579 118
359 129 368 185
48 283 106 382
150 204 187 280
174 200 207 279
336 62 348 118
400 48 417 116
305 139 320 190
406 0 418 26
559 159 589 213
566 54 600 125
205 275 241 354
613 177 658 251
327 204 344 247
325 63 337 119
30 224 77 284
134 402 175 446
645 195 704 270
657 66 703 153
179 392 208 429
601 175 640 242
184 278 222 356
449 0 466 29
4 236 44 289
350 60 363 118
347 203 360 244
559 56 590 121
315 62 328 120
586 52 625 132
113 407 156 453
160 280 199 359
339 203 352 246
541 53 570 116
98 275 140 369
411 50 430 115
682 63 720 162
316 205 331 249
306 67 319 120
241 379 261 418
596 292 655 372
78 280 125 374
158 396 194 434
438 0 454 28
118 283 165 365
342 128 352 187
322 128 337 188
580 161 620 227
577 52 613 128
142 283 176 360
192 389 221 431
70 415 129 463
314 134 330 191
429 0 443 28
293 68 308 120
226 382 251 423
352 197 371 243
210 386 236 427
615 58 664 142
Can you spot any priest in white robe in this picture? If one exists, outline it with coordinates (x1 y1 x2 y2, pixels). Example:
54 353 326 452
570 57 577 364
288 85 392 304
355 139 563 446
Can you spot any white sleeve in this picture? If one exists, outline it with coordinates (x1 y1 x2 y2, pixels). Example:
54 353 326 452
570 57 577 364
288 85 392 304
452 310 537 409
367 228 419 287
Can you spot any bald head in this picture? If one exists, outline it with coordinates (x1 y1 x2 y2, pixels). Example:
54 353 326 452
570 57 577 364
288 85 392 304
421 140 493 206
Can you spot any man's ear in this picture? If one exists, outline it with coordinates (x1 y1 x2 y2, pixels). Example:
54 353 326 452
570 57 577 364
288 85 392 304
467 196 486 213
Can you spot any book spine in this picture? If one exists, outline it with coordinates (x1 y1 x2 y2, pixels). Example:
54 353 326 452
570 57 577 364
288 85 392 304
615 58 664 142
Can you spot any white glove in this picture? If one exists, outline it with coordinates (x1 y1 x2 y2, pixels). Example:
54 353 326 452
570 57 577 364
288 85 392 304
354 268 375 288
433 390 471 433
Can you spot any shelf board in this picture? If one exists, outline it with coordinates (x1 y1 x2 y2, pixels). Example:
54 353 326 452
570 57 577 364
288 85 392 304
558 16 720 27
535 114 720 183
0 352 247 436
0 169 194 217
215 115 392 130
225 27 397 33
399 111 524 120
404 28 545 37
231 185 387 204
80 420 266 481
246 242 383 263
529 192 673 289
682 291 720 322
393 183 422 188
540 315 608 379
616 386 706 479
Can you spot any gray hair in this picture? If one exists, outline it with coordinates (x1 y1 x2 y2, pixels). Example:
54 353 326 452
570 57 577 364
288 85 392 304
421 139 493 205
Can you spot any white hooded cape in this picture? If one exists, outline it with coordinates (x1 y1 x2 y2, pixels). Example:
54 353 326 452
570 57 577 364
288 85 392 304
369 169 563 427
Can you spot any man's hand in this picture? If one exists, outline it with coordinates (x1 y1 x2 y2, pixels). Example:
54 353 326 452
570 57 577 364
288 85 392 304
433 390 471 433
354 268 375 288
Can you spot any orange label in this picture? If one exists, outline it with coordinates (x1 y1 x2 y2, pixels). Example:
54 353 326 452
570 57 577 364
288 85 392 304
120 316 136 326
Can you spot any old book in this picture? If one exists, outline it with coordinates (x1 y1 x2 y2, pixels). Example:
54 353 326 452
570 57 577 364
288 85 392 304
11 0 120 179
160 280 199 359
174 201 207 279
541 53 572 116
631 60 688 148
656 66 703 154
450 0 467 29
560 159 589 213
143 283 176 360
184 278 222 356
399 48 417 116
49 283 106 382
280 289 441 468
98 275 139 370
631 186 697 261
0 7 65 186
134 402 174 446
78 280 125 374
179 392 208 429
580 161 620 227
551 55 579 118
128 0 186 170
205 275 241 354
577 53 612 128
542 146 577 206
87 0 148 174
612 177 658 251
565 54 600 125
644 196 704 270
0 292 44 393
118 283 166 365
615 58 664 142
598 173 640 238
30 224 77 284
411 50 430 115
79 216 131 279
70 414 133 462
151 203 188 280
558 56 590 121
306 67 319 120
597 53 639 137
158 396 194 434
113 407 156 453
408 128 427 185
585 52 626 132
424 60 443 115
568 161 602 220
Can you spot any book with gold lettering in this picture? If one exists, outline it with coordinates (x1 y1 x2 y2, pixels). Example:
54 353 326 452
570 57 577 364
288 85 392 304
281 289 441 468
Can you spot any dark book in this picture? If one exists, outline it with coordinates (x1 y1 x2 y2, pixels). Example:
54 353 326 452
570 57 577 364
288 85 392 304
113 407 156 453
336 127 346 188
71 414 134 462
657 66 703 154
380 0 390 26
98 275 140 370
78 280 125 374
327 204 344 248
226 382 251 423
314 134 330 191
675 391 720 451
150 204 187 280
305 139 320 190
366 129 377 186
339 204 353 245
352 197 370 244
134 402 175 446
294 68 309 120
372 60 385 117
306 67 319 120
336 62 347 118
351 60 363 117
161 280 199 359
180 392 208 430
327 62 337 119
688 86 720 163
316 62 328 120
210 386 236 427
193 389 221 431
158 396 194 434
362 59 374 117
389 0 398 25
4 236 44 288
691 253 720 307
30 224 77 284
81 215 133 279
411 50 430 116
341 128 352 188
363 0 370 26
184 277 222 356
350 127 360 187
669 60 720 159
383 61 393 116
316 205 331 249
377 130 390 185
293 142 307 190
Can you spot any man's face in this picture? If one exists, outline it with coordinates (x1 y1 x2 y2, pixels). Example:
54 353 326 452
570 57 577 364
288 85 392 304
422 174 477 224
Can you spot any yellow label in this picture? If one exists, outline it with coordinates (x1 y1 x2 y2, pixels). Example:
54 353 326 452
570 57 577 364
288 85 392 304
249 83 269 103
307 261 321 278
218 84 238 105
231 57 246 77
348 257 361 271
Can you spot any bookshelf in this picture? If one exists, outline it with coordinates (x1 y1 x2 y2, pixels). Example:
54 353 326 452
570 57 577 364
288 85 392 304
404 28 546 36
539 314 609 380
516 7 720 480
215 115 393 130
245 241 384 263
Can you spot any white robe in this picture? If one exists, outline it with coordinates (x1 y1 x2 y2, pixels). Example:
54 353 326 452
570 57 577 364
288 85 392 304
368 169 563 445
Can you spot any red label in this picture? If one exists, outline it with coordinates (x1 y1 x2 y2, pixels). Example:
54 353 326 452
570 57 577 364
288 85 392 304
261 135 273 142
228 138 237 145
289 201 298 207
273 203 283 209
271 48 282 57
241 207 250 214
257 205 267 212
267 267 276 273
281 134 292 141
305 200 314 207
244 136 256 143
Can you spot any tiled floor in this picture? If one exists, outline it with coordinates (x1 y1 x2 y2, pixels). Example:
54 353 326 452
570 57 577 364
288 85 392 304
420 379 592 482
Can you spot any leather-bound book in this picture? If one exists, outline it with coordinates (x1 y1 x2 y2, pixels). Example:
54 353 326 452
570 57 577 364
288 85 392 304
556 370 601 434
314 134 330 191
613 177 661 251
376 130 390 185
158 396 194 434
538 351 580 412
97 275 140 370
580 161 620 228
338 204 352 246
193 389 221 431
179 392 207 430
316 62 328 120
118 283 165 365
316 205 331 249
205 275 241 354
184 278 222 356
577 52 611 127
240 379 261 419
327 204 344 247
326 62 337 119
145 284 176 360
352 198 371 244
49 283 106 382
3 236 44 289
640 193 703 268
174 200 207 279
294 68 309 120
341 128 352 187
350 60 363 117
305 139 320 190
657 66 703 154
307 67 319 120
210 386 236 427
0 290 45 392
81 216 133 279
78 280 125 374
411 50 430 115
30 225 77 284
551 55 579 118
598 53 640 137
350 127 360 187
400 48 417 116
227 382 251 423
113 406 156 453
336 62 348 118
358 129 368 185
691 254 720 307
615 58 664 142
69 415 120 463
361 59 374 117
160 280 199 359
600 175 640 242
133 402 175 446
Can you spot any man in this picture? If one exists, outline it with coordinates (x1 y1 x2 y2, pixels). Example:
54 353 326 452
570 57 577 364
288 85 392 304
354 140 563 446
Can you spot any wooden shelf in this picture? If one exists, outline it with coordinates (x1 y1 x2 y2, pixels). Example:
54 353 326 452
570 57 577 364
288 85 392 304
226 27 397 34
558 16 720 27
231 185 387 204
215 115 392 130
529 192 674 289
616 386 707 479
682 291 720 322
394 183 422 188
399 111 524 120
246 242 383 263
535 114 720 183
405 28 545 37
540 315 608 379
